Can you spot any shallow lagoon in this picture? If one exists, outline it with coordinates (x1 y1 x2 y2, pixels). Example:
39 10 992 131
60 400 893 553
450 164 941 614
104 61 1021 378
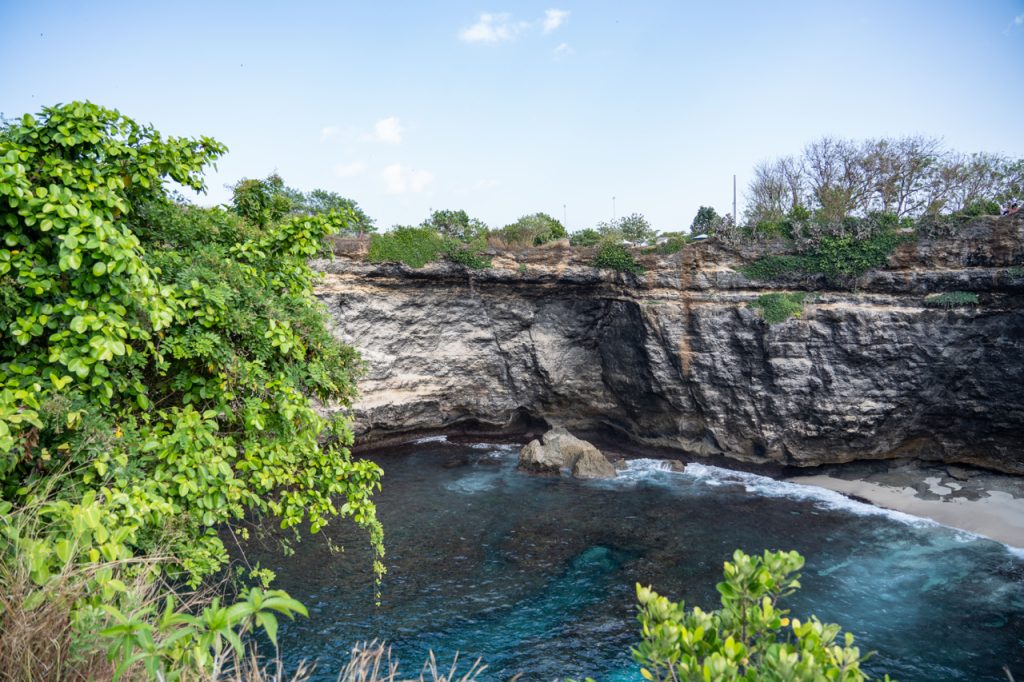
244 440 1024 681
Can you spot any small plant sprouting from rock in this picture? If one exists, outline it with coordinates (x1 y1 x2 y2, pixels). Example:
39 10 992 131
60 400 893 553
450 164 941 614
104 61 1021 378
923 291 980 309
748 292 808 323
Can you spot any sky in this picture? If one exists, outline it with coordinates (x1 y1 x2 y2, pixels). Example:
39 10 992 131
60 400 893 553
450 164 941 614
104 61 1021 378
2 1 1024 232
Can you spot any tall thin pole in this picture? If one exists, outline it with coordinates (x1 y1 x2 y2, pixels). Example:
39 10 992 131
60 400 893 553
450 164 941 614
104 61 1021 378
612 196 616 221
732 175 737 223
563 203 567 228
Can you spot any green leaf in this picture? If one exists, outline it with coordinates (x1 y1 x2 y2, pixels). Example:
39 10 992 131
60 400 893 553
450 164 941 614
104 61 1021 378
92 261 107 276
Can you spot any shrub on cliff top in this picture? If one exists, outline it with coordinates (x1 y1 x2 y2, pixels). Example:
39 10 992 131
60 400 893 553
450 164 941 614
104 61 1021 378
368 226 446 267
593 239 644 274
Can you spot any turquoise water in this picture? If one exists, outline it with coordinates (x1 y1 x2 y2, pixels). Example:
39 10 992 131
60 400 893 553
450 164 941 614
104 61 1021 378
242 440 1024 681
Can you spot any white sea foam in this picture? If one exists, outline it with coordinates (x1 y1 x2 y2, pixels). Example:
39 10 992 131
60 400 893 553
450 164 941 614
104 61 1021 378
680 463 939 527
411 435 448 444
445 472 499 494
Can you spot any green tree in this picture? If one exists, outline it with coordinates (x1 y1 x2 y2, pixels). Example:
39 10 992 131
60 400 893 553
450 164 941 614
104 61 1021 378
618 213 657 245
229 173 295 226
690 206 720 235
634 549 890 681
570 227 602 246
299 189 377 234
498 212 567 246
421 208 488 242
0 102 383 591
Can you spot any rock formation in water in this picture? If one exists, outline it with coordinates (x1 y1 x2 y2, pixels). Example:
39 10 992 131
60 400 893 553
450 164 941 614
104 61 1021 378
315 215 1024 474
519 427 617 479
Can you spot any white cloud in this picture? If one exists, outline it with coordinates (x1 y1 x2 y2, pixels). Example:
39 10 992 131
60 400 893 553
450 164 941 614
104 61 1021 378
542 9 570 33
320 126 340 140
382 164 434 194
459 13 527 43
1015 13 1024 25
334 161 367 178
554 42 574 57
361 116 403 144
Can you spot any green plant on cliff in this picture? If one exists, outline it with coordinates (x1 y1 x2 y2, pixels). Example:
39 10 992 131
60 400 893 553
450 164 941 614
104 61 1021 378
748 292 807 324
634 549 890 682
741 229 911 282
593 239 644 274
0 102 384 677
922 291 980 309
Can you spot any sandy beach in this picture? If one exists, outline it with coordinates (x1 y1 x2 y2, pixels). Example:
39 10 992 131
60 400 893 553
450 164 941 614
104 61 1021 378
786 466 1024 549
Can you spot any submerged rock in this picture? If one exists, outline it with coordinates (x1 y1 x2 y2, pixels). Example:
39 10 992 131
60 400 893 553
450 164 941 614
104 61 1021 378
668 459 686 472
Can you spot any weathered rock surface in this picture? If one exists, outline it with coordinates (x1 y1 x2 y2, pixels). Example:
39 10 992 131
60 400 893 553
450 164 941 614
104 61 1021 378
518 427 616 479
316 215 1024 474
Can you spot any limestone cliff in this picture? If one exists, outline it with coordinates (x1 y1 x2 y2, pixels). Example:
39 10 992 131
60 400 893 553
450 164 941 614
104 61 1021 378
314 216 1024 473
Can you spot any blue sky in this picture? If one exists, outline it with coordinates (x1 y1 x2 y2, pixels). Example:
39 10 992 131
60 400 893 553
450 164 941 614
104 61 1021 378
3 1 1023 232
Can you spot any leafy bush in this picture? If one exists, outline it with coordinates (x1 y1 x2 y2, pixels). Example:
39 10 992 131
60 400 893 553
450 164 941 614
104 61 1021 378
958 199 1002 217
0 102 384 677
634 549 889 681
368 226 445 267
444 240 492 269
420 209 488 242
495 212 567 247
748 292 808 324
646 233 691 255
922 291 980 308
593 240 644 274
741 231 911 282
570 228 602 247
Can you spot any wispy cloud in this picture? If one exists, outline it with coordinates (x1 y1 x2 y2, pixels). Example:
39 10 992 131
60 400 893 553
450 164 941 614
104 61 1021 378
362 116 404 144
1015 13 1024 26
320 125 341 141
382 164 434 194
543 9 570 33
334 161 367 178
459 9 569 44
554 42 574 57
459 13 528 43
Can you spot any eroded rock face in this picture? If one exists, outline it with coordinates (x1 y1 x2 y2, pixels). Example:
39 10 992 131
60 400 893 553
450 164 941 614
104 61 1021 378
316 216 1024 474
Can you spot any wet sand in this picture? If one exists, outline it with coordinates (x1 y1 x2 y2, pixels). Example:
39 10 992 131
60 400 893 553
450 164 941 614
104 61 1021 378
787 465 1024 549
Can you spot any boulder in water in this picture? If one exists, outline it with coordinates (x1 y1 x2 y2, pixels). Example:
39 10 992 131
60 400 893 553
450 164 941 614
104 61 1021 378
518 427 616 479
572 448 618 479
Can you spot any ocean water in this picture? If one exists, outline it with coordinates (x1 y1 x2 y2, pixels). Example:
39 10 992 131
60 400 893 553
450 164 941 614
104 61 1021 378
241 440 1024 681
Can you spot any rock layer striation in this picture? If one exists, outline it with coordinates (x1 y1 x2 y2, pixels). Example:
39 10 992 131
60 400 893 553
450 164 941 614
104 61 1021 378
316 216 1024 473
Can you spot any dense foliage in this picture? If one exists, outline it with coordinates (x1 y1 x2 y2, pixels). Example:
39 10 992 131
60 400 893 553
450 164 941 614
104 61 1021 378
634 550 889 681
593 240 644 274
419 208 488 242
570 227 602 247
494 212 567 247
231 173 376 234
0 102 383 677
690 206 720 236
748 293 808 324
741 223 912 282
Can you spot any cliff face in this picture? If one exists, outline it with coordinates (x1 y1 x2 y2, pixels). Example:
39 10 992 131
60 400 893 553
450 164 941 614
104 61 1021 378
315 216 1024 473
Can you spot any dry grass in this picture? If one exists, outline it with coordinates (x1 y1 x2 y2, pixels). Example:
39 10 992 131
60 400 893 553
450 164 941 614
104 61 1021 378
335 642 486 682
0 551 114 681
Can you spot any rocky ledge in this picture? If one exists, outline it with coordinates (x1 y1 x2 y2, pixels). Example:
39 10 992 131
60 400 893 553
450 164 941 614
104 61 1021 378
315 215 1024 474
